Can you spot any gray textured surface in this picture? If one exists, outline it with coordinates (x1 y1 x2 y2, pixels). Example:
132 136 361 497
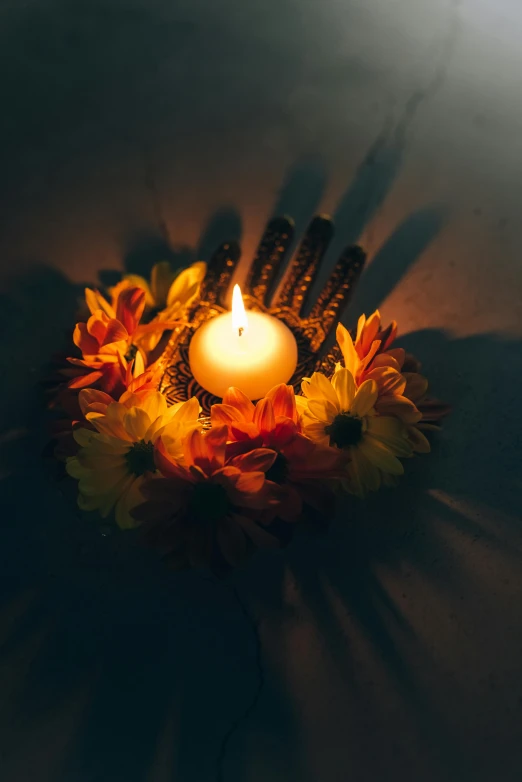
1 1 522 780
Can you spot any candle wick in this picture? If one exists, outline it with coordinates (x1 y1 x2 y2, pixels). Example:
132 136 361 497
238 327 244 337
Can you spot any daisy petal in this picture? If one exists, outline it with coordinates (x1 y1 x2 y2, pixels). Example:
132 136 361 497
295 394 308 415
271 417 297 447
169 396 201 424
301 418 330 447
222 387 255 421
79 388 114 416
376 395 422 424
233 471 266 496
122 274 154 307
407 426 431 453
68 371 103 389
332 368 356 411
307 398 337 424
253 398 275 434
66 457 83 479
115 476 146 529
265 384 297 421
230 422 262 442
336 322 359 374
307 373 340 409
367 415 412 457
359 437 404 475
350 380 378 417
140 391 167 422
386 348 406 368
228 448 277 473
346 448 381 497
211 403 246 428
123 407 152 441
73 428 94 447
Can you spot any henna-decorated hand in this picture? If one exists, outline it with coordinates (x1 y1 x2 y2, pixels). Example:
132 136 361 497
160 215 366 412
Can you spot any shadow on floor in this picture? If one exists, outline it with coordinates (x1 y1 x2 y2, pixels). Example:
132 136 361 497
1 130 521 781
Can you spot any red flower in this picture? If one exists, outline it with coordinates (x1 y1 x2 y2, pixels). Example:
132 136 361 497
65 286 148 396
134 426 282 571
211 383 300 454
212 385 345 522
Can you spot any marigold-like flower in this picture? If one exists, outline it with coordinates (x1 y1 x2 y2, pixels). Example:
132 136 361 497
114 260 206 352
354 310 397 358
336 320 422 425
66 285 147 396
66 392 201 529
212 384 344 521
211 384 300 451
297 369 413 497
134 426 282 571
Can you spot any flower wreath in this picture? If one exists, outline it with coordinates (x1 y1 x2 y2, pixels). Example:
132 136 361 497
48 258 449 574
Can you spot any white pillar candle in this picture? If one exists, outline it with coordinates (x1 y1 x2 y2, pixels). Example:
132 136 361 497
188 285 298 400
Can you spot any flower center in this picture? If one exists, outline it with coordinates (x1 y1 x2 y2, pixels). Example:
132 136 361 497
325 413 363 448
188 482 232 524
124 344 138 363
265 453 289 484
125 440 156 476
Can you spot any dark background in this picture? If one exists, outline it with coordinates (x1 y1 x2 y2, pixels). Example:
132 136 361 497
1 0 522 780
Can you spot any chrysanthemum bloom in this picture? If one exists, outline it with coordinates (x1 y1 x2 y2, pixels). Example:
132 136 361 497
297 369 413 497
66 392 201 529
354 310 397 358
336 320 422 425
211 384 300 451
77 365 164 419
113 260 206 352
134 426 282 570
212 385 344 521
399 367 451 452
67 265 202 395
66 286 148 396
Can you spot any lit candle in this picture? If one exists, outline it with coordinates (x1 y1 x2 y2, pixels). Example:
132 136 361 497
189 285 298 400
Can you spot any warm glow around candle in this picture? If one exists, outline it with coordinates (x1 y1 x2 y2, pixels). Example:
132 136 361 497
188 285 298 400
232 284 247 336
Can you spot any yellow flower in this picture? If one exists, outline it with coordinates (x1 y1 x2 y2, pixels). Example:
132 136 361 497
336 320 422 424
115 261 207 352
66 391 201 529
297 369 413 497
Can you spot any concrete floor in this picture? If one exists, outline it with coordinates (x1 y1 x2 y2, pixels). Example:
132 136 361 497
1 0 522 780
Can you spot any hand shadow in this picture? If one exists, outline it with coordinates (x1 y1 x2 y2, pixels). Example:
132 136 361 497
197 153 521 780
97 206 243 293
223 321 522 781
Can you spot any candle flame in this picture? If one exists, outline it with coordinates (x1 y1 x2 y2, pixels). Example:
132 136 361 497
232 284 247 337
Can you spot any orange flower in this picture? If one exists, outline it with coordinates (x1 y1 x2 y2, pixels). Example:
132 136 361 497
212 384 345 522
263 433 346 523
66 286 147 396
77 365 164 419
354 310 397 359
134 426 282 571
112 260 207 352
336 320 421 425
211 384 300 453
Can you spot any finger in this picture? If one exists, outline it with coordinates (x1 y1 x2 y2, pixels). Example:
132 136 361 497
314 344 343 376
308 245 366 343
277 216 333 313
199 240 241 307
245 216 295 305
